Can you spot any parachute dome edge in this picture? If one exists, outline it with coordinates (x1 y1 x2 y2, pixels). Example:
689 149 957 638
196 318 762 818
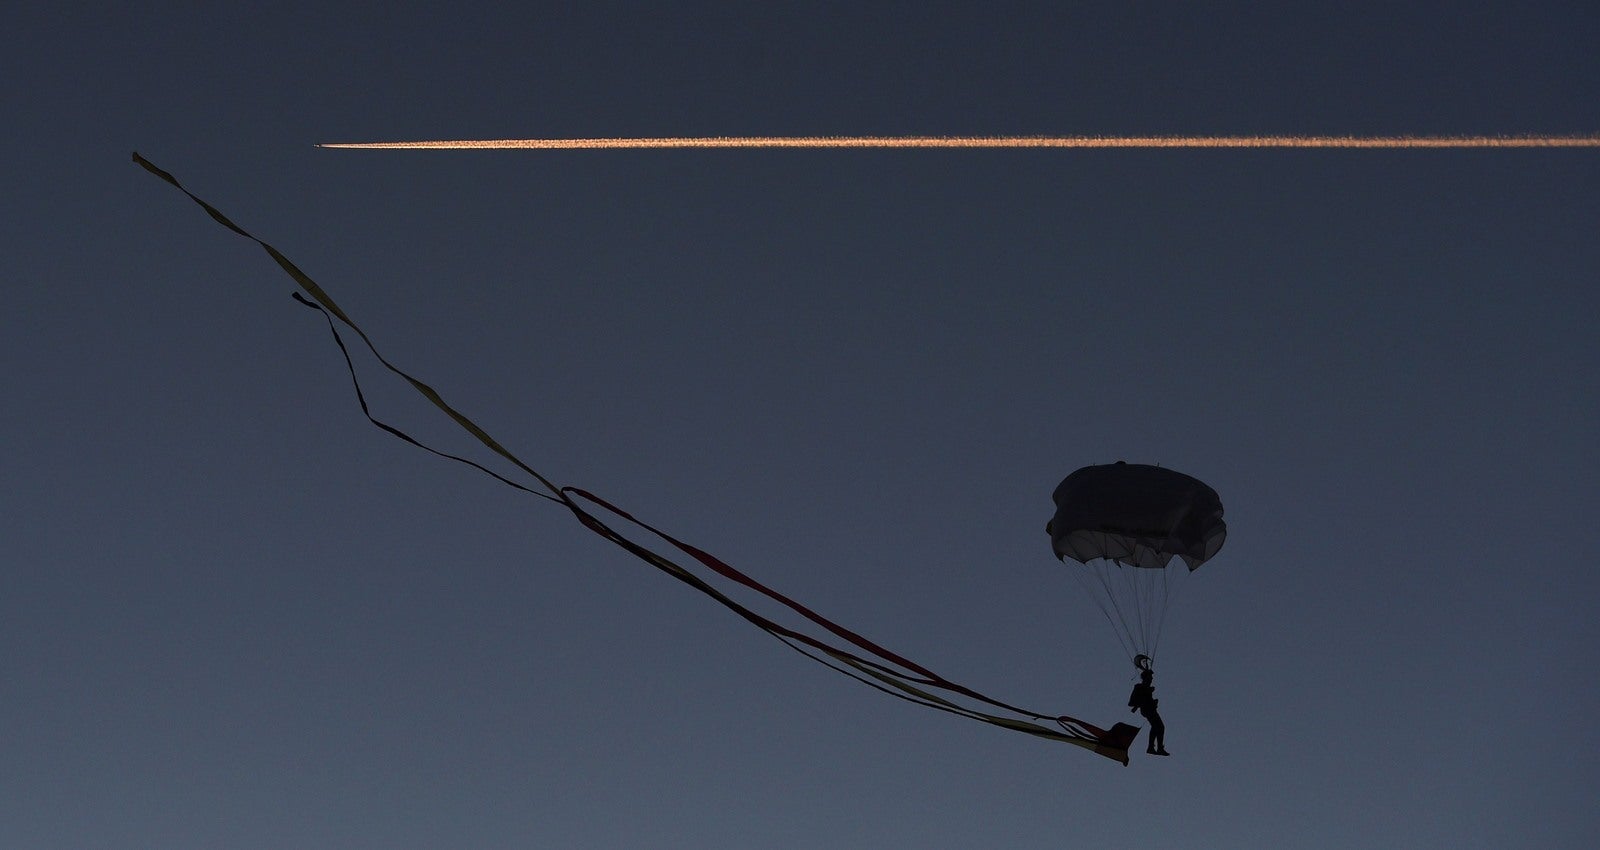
1047 462 1227 571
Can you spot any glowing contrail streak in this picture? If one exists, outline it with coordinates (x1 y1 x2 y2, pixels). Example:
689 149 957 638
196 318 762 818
318 135 1600 150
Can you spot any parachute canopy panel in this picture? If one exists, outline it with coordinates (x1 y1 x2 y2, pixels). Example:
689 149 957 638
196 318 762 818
1048 463 1226 570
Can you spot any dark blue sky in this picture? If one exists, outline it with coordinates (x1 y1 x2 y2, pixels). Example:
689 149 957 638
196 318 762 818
6 3 1598 847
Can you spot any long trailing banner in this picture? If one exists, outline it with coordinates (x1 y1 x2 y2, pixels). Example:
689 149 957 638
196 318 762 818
133 152 1139 765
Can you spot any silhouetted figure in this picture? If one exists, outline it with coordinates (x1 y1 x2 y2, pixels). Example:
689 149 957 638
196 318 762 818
1128 669 1169 756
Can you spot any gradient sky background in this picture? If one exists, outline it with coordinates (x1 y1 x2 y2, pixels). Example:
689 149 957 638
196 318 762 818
6 2 1598 847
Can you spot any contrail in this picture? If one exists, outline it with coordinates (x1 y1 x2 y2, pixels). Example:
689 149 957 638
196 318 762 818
318 135 1600 150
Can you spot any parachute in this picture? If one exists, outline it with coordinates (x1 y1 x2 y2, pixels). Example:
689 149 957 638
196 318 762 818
1047 462 1226 665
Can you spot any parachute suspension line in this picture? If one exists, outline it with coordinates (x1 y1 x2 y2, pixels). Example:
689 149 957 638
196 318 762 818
1131 567 1150 656
1070 556 1183 665
1097 565 1136 662
1149 562 1188 664
1152 569 1164 656
1064 564 1133 662
1142 569 1157 654
1144 497 1198 664
1152 573 1164 659
1080 560 1138 664
1114 562 1140 655
1151 564 1170 663
1126 566 1152 659
1148 562 1170 664
1137 566 1156 665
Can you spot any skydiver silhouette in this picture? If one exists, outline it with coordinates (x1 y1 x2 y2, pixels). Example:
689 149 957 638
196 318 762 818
1128 668 1169 756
